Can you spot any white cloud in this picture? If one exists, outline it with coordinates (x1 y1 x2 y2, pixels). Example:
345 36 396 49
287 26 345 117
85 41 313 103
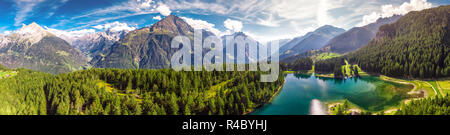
45 27 96 44
381 0 432 17
51 0 158 29
181 17 221 36
13 0 47 26
45 0 439 43
316 0 335 26
138 0 153 8
224 19 243 32
156 3 171 16
256 14 280 27
359 0 432 26
360 12 381 27
45 27 96 38
153 15 162 20
66 29 96 37
93 21 137 32
2 31 13 35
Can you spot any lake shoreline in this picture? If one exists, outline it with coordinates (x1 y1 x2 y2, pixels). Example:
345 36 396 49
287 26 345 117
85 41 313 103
253 73 419 115
324 75 432 115
244 79 286 115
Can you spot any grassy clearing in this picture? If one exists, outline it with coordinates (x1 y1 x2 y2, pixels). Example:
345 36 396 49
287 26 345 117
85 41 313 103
314 62 368 78
437 80 450 89
311 53 342 61
283 71 296 74
380 75 439 97
95 80 128 96
206 79 234 99
315 73 335 78
353 65 369 76
412 81 436 97
95 80 142 103
0 70 18 79
427 81 442 97
342 60 352 77
436 80 450 96
326 100 363 115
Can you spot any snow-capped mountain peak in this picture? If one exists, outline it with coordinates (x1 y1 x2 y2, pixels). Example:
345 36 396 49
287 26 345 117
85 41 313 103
0 35 10 48
17 22 46 35
9 22 51 45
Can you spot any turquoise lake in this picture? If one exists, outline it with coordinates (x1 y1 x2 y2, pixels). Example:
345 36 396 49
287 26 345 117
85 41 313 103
251 74 413 115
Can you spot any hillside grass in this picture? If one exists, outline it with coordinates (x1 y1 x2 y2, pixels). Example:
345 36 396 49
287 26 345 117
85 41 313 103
342 60 352 77
436 80 450 96
379 75 441 97
311 53 342 61
354 65 369 76
0 70 18 79
206 79 234 99
95 80 142 103
427 81 442 97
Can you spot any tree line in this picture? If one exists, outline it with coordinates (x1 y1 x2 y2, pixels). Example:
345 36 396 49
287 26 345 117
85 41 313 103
347 6 450 79
0 68 284 115
395 95 450 115
280 57 313 72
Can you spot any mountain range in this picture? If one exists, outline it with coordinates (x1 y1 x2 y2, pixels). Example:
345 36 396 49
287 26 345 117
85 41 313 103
347 5 450 78
1 15 265 73
0 23 87 74
281 15 402 62
279 25 345 60
72 29 128 62
221 32 263 64
321 15 402 54
1 6 445 75
92 15 215 69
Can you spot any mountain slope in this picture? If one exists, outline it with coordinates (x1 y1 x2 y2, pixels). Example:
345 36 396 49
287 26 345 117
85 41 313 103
72 29 128 60
0 35 9 48
348 5 450 78
279 25 345 60
0 23 88 74
278 35 308 55
321 15 401 54
93 15 214 69
221 32 263 63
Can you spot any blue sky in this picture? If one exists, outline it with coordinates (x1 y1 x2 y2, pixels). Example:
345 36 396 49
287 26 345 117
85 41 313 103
0 0 449 42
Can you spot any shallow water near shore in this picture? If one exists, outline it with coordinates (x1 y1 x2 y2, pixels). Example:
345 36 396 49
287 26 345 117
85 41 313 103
251 74 412 115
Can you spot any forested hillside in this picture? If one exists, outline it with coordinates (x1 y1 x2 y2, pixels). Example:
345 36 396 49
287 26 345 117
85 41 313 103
0 68 284 115
279 25 345 60
0 23 88 74
280 57 313 72
348 5 450 78
314 57 346 78
93 15 214 69
0 69 50 114
321 15 401 54
395 95 450 115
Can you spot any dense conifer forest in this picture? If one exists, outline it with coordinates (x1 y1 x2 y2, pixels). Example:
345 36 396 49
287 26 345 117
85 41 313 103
395 95 450 115
280 57 313 72
347 6 450 79
314 58 344 77
0 66 284 115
